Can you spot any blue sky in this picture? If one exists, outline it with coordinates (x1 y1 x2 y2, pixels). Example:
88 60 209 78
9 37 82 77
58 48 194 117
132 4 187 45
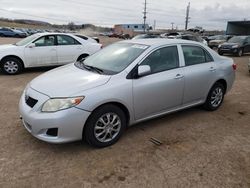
0 0 250 30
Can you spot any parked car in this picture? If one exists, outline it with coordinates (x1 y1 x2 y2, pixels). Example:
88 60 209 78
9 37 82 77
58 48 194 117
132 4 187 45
218 36 250 56
119 34 131 39
132 34 161 39
75 34 100 43
19 39 236 147
0 33 102 74
177 34 208 46
0 27 26 38
208 35 229 49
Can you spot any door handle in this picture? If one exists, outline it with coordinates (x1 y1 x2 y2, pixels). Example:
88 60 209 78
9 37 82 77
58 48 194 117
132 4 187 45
174 74 184 79
209 67 216 72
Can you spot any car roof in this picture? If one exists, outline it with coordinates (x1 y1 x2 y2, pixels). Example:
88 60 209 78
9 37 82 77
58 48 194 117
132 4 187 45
120 38 202 46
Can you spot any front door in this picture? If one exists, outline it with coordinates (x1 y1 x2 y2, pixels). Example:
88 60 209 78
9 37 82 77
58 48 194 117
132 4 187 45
24 35 57 67
133 46 184 120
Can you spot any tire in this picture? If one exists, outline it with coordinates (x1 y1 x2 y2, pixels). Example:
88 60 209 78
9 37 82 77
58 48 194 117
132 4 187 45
0 57 23 75
237 48 243 57
77 54 89 62
203 83 225 111
0 33 4 37
83 104 127 148
218 51 223 56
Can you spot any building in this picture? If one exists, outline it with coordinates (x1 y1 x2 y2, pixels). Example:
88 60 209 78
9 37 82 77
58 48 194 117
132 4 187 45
226 21 250 35
114 24 150 37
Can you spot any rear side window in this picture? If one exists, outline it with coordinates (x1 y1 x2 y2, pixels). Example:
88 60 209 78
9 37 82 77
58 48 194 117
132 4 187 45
182 45 213 66
57 35 80 45
141 46 179 74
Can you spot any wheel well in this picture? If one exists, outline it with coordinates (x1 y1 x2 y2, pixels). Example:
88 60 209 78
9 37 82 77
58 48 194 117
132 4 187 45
82 102 130 140
77 54 89 61
0 55 24 68
215 79 227 91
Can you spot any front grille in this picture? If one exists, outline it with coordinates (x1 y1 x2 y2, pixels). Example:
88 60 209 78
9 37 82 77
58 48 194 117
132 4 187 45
221 45 231 49
25 96 38 108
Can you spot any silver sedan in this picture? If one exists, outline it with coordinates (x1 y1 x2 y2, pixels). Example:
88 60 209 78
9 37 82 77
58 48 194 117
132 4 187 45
19 39 236 147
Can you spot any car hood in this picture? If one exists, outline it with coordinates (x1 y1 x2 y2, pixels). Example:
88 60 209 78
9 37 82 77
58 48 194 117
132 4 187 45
209 40 225 43
0 44 18 52
30 64 111 97
221 42 240 46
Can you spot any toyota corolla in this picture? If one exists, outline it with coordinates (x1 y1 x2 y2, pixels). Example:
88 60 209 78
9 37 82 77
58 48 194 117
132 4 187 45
19 39 236 147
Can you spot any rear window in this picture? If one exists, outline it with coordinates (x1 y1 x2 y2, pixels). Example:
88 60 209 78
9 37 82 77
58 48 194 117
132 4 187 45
182 45 213 66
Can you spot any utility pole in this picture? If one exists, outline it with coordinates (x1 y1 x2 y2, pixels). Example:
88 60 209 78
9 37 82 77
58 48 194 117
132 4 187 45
185 2 190 30
143 0 147 33
153 20 156 30
171 22 174 30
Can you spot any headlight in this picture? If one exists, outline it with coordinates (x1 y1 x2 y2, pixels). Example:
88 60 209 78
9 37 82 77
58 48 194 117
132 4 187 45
232 45 239 48
218 45 221 48
42 97 84 112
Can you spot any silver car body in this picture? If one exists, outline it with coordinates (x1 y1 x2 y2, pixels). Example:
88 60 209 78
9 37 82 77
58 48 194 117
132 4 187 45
19 39 235 143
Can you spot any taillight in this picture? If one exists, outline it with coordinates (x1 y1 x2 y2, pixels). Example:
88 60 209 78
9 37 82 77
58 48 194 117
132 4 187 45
232 63 237 70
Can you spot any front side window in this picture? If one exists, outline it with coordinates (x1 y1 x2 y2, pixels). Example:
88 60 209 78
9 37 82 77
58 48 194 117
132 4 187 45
33 35 56 47
57 35 79 45
140 46 179 74
182 46 213 66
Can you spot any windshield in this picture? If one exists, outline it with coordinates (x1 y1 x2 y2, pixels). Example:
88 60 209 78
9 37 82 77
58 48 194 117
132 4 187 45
76 43 149 75
228 36 246 44
15 34 39 46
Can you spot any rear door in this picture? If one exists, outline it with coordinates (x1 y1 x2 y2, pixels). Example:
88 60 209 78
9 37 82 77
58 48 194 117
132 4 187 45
181 45 217 105
56 35 83 65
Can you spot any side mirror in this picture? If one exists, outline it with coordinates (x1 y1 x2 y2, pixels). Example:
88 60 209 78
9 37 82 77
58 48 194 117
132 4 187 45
138 65 151 77
27 43 35 48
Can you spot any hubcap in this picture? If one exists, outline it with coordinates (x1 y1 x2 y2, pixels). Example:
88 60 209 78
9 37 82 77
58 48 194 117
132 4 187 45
211 87 223 108
94 113 121 143
4 61 18 73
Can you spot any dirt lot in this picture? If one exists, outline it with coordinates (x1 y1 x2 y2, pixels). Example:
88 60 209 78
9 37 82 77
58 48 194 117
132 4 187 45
0 37 250 188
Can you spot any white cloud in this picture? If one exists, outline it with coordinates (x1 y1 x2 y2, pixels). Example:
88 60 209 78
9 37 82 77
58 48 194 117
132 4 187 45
0 0 249 30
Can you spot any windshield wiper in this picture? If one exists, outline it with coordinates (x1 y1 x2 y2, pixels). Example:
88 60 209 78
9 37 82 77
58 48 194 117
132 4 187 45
77 59 104 74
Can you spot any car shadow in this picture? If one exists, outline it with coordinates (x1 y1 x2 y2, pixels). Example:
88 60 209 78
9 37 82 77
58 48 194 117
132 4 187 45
28 106 205 153
0 66 60 76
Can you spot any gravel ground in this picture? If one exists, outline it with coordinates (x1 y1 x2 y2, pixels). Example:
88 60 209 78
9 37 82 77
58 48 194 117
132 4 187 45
0 37 250 188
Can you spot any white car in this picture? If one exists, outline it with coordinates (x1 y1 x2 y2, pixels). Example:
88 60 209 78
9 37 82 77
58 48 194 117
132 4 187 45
0 33 102 74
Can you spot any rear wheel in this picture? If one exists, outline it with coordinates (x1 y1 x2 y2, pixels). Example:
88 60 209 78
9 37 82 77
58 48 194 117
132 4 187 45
77 54 89 62
1 57 23 75
203 83 225 111
83 104 126 147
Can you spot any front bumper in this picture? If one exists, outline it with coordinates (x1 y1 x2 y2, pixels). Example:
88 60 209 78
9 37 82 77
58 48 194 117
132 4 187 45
218 48 239 54
19 87 91 143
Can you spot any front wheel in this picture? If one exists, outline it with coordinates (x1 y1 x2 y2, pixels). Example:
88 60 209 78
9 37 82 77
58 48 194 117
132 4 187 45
83 104 127 147
218 51 223 56
237 48 243 57
1 57 23 75
203 83 225 111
